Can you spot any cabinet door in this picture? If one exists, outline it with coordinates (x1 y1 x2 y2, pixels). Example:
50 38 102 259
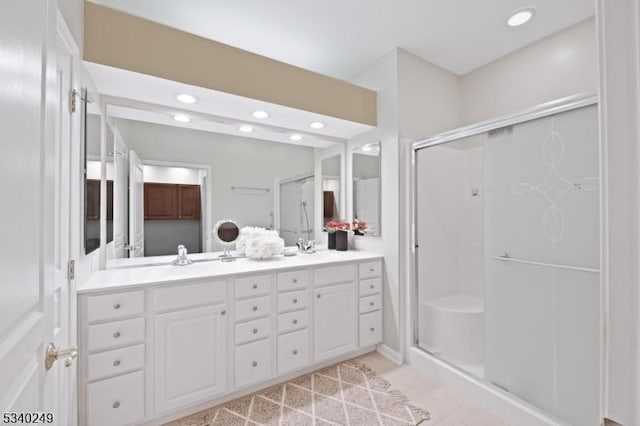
86 179 100 219
314 282 357 361
178 184 201 219
144 183 177 219
154 304 227 413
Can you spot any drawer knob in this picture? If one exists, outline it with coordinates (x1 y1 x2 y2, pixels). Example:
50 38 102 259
370 327 375 332
370 284 375 289
113 331 121 339
293 298 298 304
221 310 226 316
252 328 258 334
113 303 121 310
317 294 321 299
292 278 298 283
252 361 258 367
252 306 258 311
370 301 375 306
369 268 375 272
112 401 120 409
293 319 298 324
252 284 258 289
113 360 121 367
292 349 298 355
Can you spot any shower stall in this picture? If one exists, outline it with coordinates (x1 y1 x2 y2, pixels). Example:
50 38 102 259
412 95 600 425
278 175 315 246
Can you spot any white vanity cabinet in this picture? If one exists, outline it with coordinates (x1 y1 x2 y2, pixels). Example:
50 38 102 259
78 252 383 426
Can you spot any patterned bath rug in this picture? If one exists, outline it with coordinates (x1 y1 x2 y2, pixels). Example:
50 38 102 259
165 359 430 426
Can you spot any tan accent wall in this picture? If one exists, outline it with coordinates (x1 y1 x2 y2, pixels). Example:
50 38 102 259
84 2 377 126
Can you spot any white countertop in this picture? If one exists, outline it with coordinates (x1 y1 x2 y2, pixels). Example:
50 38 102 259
80 249 383 294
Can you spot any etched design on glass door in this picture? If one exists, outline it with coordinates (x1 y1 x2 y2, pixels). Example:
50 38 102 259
510 120 598 242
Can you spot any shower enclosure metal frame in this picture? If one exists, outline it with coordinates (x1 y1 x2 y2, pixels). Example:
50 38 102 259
408 93 599 417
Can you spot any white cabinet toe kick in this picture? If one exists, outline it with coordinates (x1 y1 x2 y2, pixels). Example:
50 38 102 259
77 254 383 426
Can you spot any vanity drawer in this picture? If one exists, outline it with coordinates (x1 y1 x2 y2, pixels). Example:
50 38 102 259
86 370 144 426
87 344 145 382
235 338 271 388
314 264 356 287
154 280 226 312
235 296 270 322
235 274 271 299
277 270 308 292
359 261 382 279
359 294 382 314
235 317 270 345
359 310 383 348
88 317 145 352
359 277 382 297
87 291 144 323
278 329 310 374
278 310 309 334
277 290 308 313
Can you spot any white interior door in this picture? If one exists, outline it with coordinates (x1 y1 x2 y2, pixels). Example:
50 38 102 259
0 0 63 421
112 134 128 258
129 150 145 257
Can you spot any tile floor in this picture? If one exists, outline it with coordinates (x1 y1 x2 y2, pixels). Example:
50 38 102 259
356 352 508 426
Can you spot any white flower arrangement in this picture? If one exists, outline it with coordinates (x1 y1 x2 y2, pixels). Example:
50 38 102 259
236 226 285 260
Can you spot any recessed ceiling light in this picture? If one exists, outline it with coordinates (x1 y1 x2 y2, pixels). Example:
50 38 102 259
252 110 269 119
290 134 303 141
174 114 190 123
176 94 196 104
361 144 373 152
309 121 325 129
239 125 253 133
507 7 536 27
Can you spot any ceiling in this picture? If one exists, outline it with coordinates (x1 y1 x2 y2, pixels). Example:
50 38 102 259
88 0 594 79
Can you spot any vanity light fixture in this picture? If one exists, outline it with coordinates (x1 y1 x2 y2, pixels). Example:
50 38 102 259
239 125 253 133
290 134 303 141
176 94 197 104
174 114 191 123
507 7 536 27
252 110 269 119
309 121 325 129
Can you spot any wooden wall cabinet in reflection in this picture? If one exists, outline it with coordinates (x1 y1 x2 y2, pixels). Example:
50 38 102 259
144 183 201 220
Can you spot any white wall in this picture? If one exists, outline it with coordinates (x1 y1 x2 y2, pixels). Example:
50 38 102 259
57 0 83 53
115 119 315 250
143 165 200 184
460 18 597 124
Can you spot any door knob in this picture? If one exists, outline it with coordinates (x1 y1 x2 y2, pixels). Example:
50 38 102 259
45 343 78 370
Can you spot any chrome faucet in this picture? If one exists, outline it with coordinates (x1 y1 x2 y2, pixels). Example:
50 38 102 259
296 238 316 254
172 245 193 266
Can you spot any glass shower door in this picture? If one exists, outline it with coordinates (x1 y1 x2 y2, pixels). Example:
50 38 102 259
415 103 600 425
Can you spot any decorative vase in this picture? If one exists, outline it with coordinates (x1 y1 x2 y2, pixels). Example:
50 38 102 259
328 231 336 249
336 230 349 251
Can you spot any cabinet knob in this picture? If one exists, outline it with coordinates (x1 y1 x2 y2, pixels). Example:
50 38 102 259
252 328 258 334
370 327 375 332
370 301 375 306
252 284 258 289
370 285 375 289
292 349 298 355
113 331 121 339
113 303 121 310
221 310 226 316
292 278 298 283
293 319 298 324
252 306 258 311
252 361 258 367
369 268 375 272
113 360 121 367
293 298 298 304
112 401 120 409
317 294 321 298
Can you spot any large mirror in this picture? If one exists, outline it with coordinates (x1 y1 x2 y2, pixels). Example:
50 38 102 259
102 105 319 262
321 155 341 228
352 142 381 237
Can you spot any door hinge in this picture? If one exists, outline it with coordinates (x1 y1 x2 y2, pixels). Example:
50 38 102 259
69 89 79 113
67 259 75 280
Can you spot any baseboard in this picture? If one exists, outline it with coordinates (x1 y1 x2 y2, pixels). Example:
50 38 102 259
376 343 403 365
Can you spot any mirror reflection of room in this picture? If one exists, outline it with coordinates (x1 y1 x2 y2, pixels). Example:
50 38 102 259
321 155 341 227
352 142 381 236
106 106 318 259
